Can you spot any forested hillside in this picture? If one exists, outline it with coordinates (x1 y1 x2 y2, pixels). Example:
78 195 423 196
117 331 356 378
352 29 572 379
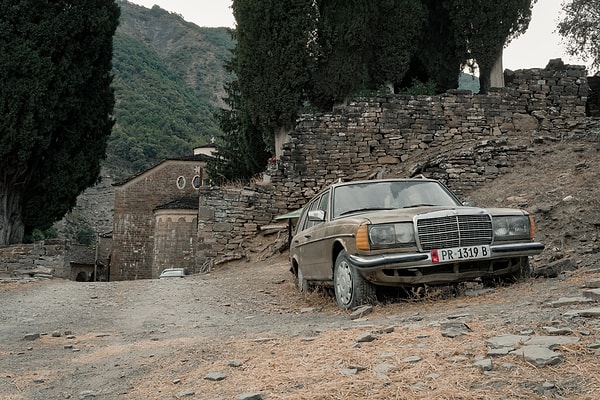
108 1 234 179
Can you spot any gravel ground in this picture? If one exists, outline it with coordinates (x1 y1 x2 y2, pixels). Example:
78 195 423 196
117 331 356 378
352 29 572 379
2 251 600 400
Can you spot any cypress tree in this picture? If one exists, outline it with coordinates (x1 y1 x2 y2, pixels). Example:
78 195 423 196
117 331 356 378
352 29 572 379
0 0 120 244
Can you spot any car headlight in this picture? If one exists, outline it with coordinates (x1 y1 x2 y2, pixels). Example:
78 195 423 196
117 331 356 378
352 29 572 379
492 216 531 240
357 223 415 250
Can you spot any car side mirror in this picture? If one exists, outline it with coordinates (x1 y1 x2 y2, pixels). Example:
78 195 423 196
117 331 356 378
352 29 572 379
308 210 325 222
462 201 476 207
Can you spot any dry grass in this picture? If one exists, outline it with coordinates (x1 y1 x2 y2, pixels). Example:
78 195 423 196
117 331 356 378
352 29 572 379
119 319 600 399
117 270 600 400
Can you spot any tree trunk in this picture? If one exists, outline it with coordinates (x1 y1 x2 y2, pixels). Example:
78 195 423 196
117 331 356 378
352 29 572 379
274 126 291 159
489 50 505 88
479 50 504 94
478 64 491 94
0 182 25 245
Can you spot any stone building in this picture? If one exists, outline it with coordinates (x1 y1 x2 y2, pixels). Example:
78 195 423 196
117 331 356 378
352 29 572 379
111 155 210 280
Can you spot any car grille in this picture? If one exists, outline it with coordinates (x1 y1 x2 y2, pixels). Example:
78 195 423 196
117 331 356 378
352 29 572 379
416 213 493 251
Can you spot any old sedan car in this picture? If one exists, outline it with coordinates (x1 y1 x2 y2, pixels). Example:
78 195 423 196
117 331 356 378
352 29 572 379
289 178 544 309
159 268 188 278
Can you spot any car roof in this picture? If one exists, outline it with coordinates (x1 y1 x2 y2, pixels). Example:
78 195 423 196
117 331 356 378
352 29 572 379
330 177 436 189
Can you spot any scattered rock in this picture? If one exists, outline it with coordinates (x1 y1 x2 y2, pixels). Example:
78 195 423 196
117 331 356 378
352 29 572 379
356 333 377 343
583 288 600 301
204 372 227 381
350 305 373 320
563 307 600 318
340 368 358 375
547 297 594 307
228 360 244 367
534 258 577 278
373 363 395 373
541 326 573 335
236 393 262 400
510 346 564 367
473 359 493 371
440 322 472 338
584 278 600 288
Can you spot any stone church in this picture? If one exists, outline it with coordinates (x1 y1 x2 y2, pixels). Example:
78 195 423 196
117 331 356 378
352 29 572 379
110 154 212 280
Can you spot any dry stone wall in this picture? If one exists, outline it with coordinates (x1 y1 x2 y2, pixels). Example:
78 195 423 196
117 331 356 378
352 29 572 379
271 65 589 208
197 65 590 263
0 241 69 280
196 185 287 266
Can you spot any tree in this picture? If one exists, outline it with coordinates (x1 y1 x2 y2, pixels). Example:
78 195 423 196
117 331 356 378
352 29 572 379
0 0 120 245
403 0 464 93
445 0 535 93
208 78 271 183
309 1 375 109
209 0 316 181
233 0 315 140
368 0 428 93
558 0 600 73
216 0 537 181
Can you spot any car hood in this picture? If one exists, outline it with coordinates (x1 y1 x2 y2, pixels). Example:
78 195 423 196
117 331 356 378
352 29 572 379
345 206 528 225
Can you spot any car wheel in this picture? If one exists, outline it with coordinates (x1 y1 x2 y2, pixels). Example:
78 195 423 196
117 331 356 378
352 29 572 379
333 250 376 310
518 257 532 279
483 257 531 287
296 266 310 293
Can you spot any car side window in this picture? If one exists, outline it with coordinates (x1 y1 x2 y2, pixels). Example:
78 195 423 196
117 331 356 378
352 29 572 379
318 192 329 216
304 196 322 230
297 190 330 233
297 198 317 232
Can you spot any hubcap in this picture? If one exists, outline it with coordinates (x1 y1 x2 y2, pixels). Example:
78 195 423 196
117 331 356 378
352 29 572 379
335 260 353 305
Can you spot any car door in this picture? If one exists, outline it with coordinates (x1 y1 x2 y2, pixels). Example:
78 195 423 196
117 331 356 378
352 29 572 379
293 190 331 280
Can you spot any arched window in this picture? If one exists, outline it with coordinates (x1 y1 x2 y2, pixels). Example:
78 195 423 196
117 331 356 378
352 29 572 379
192 175 201 189
177 176 185 189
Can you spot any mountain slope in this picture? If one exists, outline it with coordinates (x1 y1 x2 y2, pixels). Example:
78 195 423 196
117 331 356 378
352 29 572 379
107 1 234 179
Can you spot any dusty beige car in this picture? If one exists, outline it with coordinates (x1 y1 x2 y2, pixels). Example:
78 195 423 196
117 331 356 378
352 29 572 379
289 178 544 309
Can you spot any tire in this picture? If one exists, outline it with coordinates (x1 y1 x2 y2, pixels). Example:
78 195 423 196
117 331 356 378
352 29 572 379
333 250 377 310
513 257 532 280
483 257 531 287
296 265 310 293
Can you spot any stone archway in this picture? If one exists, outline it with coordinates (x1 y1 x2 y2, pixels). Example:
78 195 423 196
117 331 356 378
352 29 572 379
75 271 88 282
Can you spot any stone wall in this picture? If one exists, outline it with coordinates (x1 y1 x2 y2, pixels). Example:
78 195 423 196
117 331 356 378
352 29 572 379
196 185 288 266
196 65 591 264
271 64 589 207
0 241 70 280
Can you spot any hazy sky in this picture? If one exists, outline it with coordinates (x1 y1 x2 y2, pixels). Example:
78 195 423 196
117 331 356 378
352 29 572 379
130 0 590 73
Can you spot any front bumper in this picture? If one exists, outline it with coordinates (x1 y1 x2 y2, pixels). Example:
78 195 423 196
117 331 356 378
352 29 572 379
348 242 545 270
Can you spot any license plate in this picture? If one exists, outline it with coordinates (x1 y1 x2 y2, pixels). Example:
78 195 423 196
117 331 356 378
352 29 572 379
431 245 491 263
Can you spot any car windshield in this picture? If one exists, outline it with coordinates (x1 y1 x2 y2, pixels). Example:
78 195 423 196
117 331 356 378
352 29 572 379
332 180 461 218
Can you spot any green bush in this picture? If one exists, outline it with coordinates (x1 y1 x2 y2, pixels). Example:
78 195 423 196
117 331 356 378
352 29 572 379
76 226 96 246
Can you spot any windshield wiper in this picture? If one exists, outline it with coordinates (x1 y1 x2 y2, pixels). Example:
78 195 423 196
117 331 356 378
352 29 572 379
338 207 394 216
402 203 437 208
